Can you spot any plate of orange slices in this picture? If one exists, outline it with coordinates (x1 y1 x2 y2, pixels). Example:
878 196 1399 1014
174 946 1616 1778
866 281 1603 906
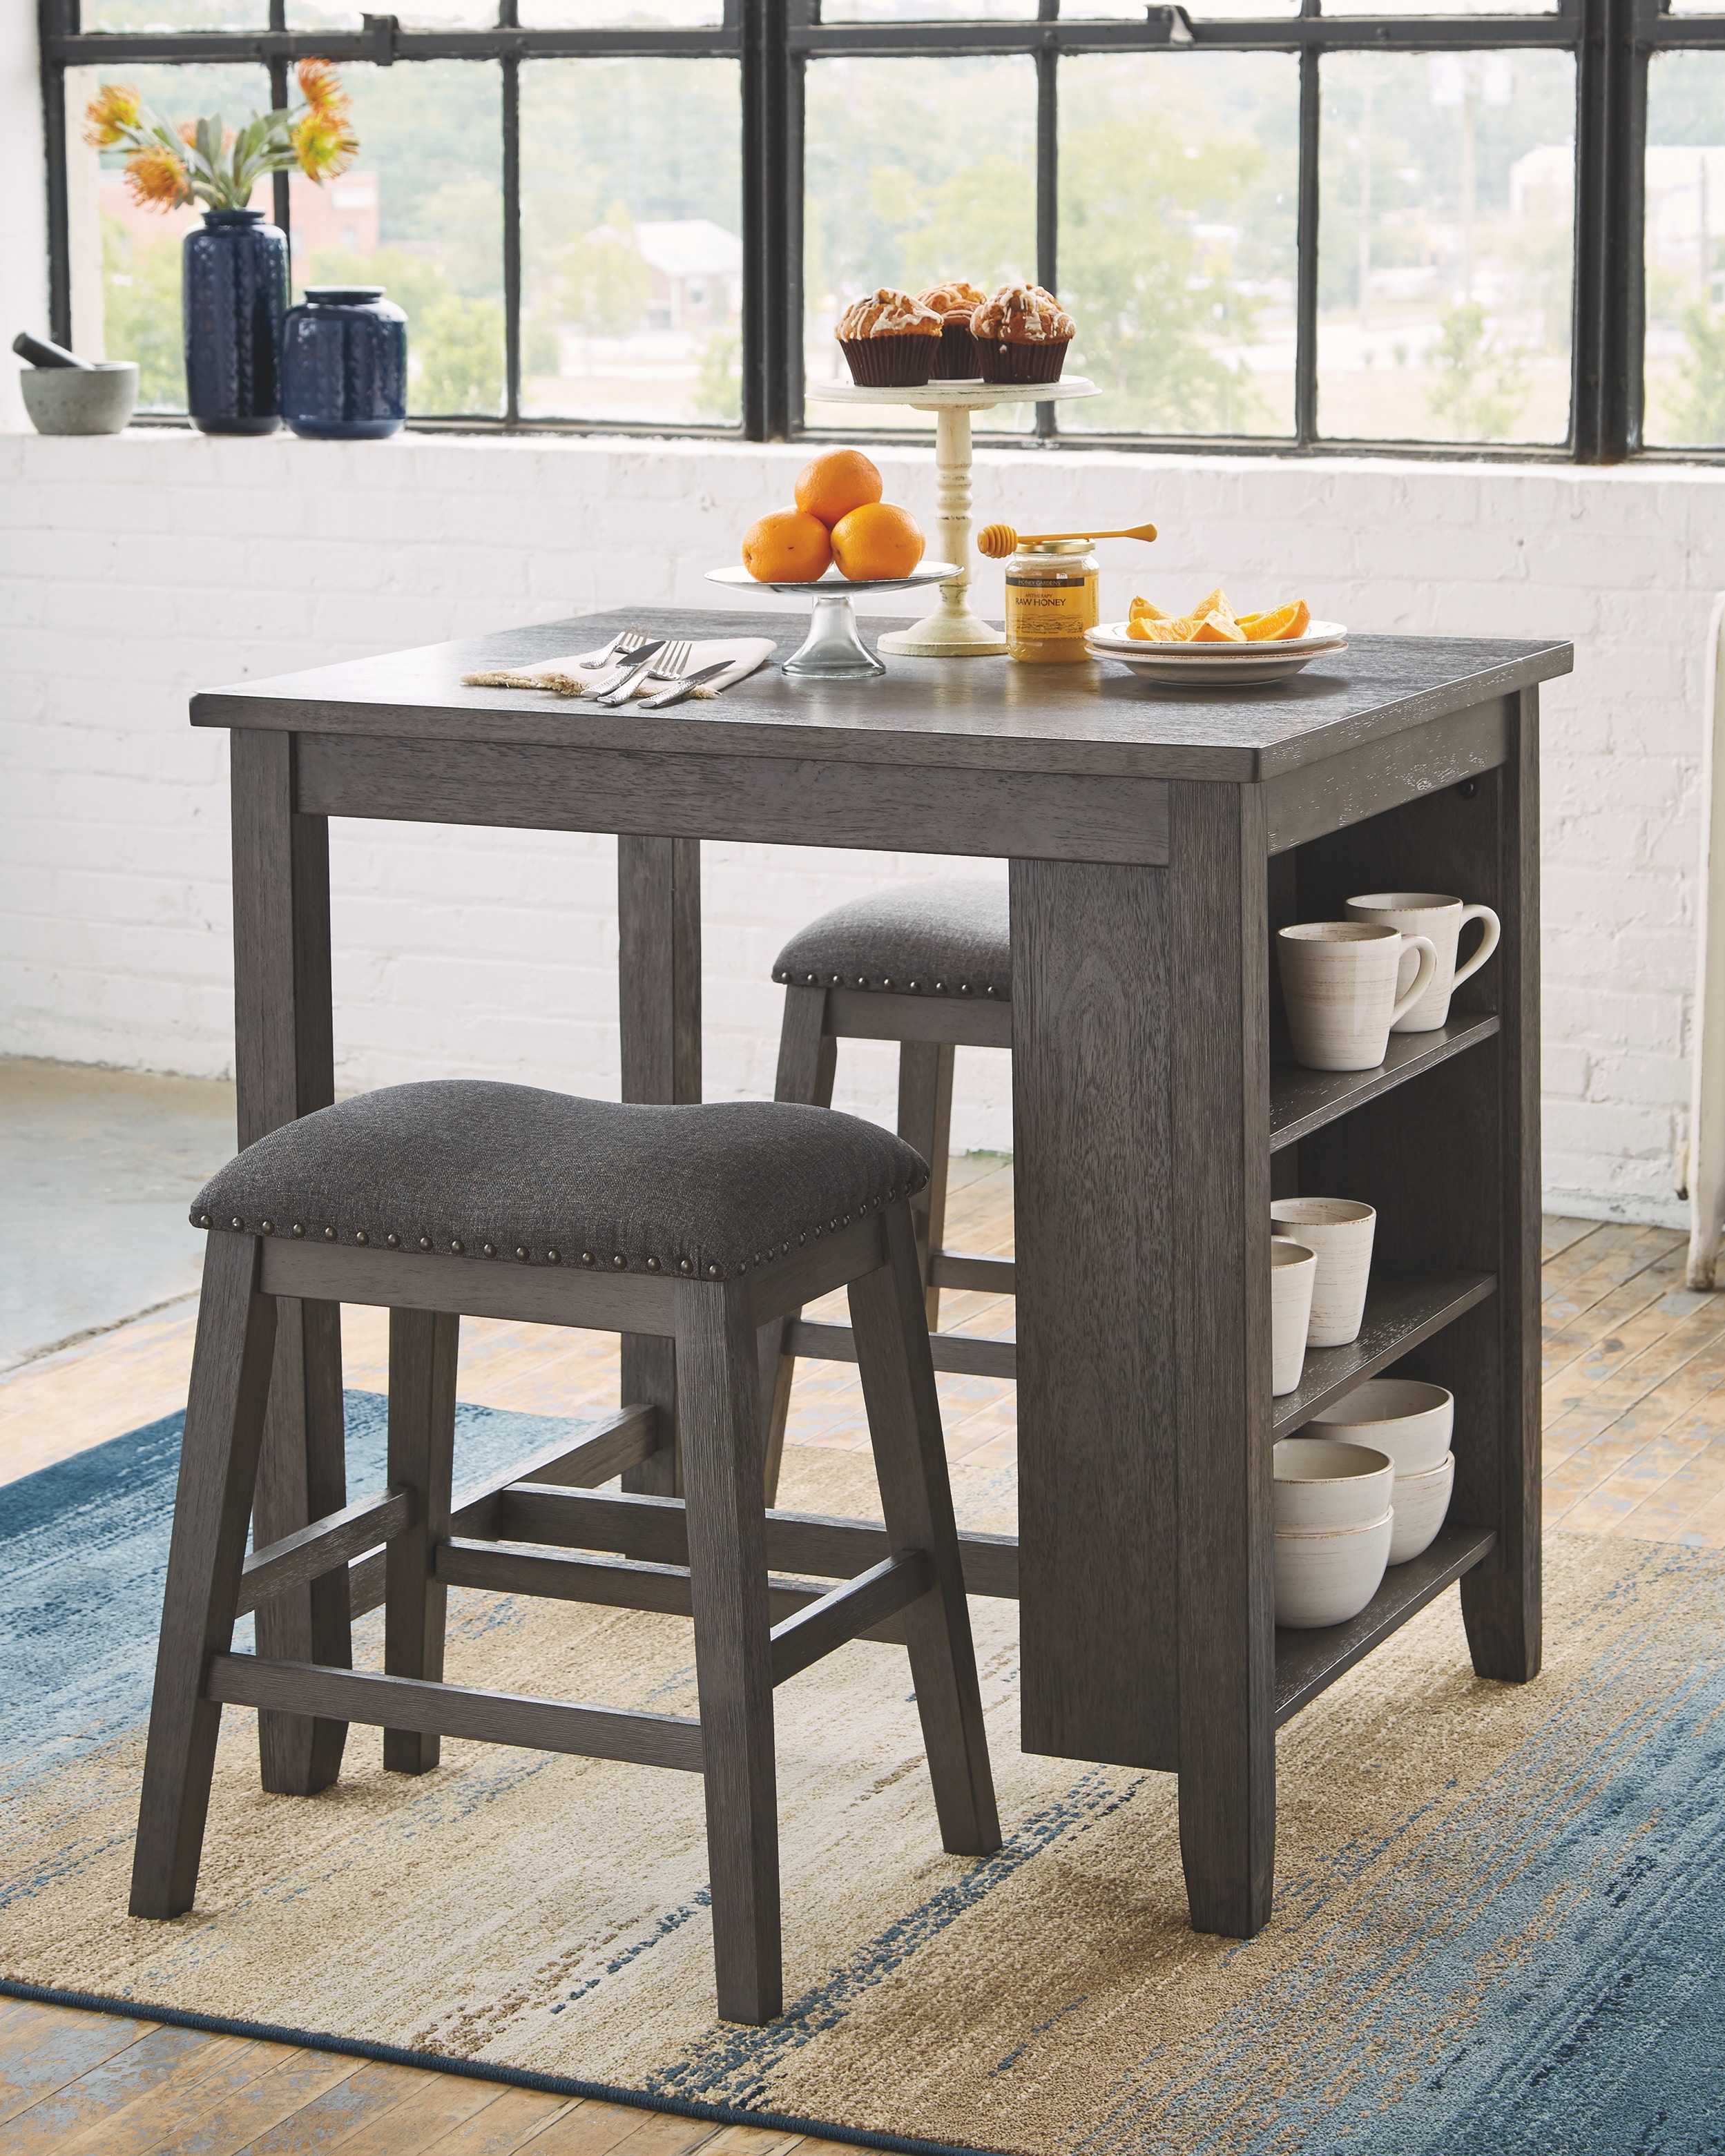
1088 589 1347 685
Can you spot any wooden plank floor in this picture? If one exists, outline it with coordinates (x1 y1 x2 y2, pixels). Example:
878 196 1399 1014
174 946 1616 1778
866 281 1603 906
5 1185 1725 2150
0 1997 847 2155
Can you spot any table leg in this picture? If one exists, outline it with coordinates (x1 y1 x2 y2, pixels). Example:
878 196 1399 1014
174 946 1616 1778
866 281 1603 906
617 835 702 1498
1011 789 1275 1937
230 730 351 1796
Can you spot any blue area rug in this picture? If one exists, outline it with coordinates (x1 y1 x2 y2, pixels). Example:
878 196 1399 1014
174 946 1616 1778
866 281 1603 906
2 1403 1724 2155
0 1392 590 1799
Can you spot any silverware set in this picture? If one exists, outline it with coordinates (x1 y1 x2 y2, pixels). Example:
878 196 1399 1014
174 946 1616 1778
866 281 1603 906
581 629 736 710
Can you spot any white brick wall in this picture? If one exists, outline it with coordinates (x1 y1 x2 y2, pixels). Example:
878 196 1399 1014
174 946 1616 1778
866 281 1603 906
3 424 1719 1222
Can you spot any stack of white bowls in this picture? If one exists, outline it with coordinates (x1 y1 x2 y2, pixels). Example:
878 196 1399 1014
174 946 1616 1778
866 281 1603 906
1272 1437 1395 1626
1311 1379 1454 1564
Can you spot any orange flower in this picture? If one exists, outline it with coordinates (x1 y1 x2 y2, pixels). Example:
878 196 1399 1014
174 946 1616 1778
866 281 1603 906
296 59 348 117
82 81 142 148
291 106 357 181
124 142 192 211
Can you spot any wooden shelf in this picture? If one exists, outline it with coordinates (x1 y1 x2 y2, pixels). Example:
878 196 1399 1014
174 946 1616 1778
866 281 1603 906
1269 1013 1501 1153
1273 1524 1497 1725
1272 1268 1495 1437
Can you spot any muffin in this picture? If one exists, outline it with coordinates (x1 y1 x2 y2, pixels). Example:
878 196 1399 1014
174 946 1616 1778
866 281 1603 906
917 279 988 379
972 283 1076 385
836 288 943 388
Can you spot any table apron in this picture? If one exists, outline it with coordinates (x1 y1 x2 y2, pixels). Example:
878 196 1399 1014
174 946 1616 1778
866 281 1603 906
292 735 1171 866
1266 695 1509 855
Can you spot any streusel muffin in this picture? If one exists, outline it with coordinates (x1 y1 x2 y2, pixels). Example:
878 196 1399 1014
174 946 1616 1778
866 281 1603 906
971 283 1076 385
916 279 987 379
836 288 943 387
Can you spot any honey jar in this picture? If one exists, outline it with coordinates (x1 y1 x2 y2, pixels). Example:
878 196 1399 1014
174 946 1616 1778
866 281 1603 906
1003 536 1100 663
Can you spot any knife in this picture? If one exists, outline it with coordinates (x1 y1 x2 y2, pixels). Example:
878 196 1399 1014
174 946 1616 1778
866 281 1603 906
637 660 736 711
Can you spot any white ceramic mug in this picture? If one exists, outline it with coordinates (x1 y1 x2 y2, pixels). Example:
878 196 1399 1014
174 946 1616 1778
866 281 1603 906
1276 924 1438 1072
1271 1198 1376 1348
1344 891 1501 1033
1270 1239 1317 1396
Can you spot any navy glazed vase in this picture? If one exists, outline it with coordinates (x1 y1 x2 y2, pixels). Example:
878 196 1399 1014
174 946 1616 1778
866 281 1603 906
280 286 407 439
182 208 287 434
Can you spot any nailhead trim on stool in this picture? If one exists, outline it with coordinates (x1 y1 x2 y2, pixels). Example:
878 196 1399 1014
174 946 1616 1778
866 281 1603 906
191 1080 929 1284
772 878 1010 1002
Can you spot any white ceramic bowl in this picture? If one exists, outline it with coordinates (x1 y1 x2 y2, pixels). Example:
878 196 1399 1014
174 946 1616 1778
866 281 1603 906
1272 1437 1394 1531
1271 1240 1317 1397
1309 1377 1453 1475
1274 1510 1393 1628
1388 1450 1455 1564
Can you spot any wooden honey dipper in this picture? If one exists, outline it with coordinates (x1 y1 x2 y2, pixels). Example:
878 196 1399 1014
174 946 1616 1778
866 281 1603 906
976 520 1158 559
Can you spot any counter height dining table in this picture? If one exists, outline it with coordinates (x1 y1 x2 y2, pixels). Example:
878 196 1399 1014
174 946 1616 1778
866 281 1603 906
193 607 1574 1939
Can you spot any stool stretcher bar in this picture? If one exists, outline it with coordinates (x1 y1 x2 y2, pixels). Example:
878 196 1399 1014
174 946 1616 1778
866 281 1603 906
206 1653 707 1771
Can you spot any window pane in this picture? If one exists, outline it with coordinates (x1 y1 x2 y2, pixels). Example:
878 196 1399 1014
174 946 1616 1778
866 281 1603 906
85 0 265 29
290 61 504 418
1058 52 1298 438
1645 52 1725 447
82 62 271 410
822 0 1036 23
1322 0 1557 16
1068 0 1297 20
1316 51 1574 444
519 61 741 425
519 0 722 23
289 0 499 28
804 57 1037 433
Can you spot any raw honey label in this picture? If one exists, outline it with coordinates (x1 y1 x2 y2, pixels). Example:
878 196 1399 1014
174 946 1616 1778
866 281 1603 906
1005 574 1100 636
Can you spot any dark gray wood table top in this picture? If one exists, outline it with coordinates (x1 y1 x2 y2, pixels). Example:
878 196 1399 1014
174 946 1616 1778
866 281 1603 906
193 605 1573 785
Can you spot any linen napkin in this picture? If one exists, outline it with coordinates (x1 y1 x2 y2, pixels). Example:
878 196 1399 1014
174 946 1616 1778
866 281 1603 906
462 635 775 701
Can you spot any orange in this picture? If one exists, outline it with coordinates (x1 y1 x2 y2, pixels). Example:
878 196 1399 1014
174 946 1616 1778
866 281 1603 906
1129 596 1166 621
831 501 925 582
1191 610 1247 643
795 449 883 528
742 507 833 584
1240 599 1311 642
1189 587 1234 621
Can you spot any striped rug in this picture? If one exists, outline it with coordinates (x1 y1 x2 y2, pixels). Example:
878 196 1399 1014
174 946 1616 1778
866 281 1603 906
3 1400 1722 2154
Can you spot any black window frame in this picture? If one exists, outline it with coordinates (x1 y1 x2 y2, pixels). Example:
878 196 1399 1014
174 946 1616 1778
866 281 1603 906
32 0 1713 458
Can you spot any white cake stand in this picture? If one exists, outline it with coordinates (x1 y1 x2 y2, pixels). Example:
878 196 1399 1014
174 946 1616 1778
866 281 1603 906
707 561 961 679
809 376 1099 658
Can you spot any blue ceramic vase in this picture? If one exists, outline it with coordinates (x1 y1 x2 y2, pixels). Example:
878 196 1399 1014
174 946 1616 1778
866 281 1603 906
281 287 408 440
182 208 287 435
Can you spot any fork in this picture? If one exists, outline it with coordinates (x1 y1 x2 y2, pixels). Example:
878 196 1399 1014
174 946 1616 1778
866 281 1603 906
596 638 693 707
582 629 656 697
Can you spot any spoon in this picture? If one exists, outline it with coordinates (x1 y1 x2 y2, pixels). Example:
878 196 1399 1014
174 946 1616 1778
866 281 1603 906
976 520 1159 559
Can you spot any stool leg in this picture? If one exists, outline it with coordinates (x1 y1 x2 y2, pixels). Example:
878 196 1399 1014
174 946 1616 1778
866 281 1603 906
131 1234 278 1918
897 1041 956 1332
384 1308 459 1774
677 1279 782 2025
760 984 837 1504
849 1201 1001 1858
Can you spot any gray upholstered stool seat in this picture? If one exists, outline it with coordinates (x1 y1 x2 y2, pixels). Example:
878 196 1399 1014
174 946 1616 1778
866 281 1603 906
771 880 1010 1002
192 1079 927 1284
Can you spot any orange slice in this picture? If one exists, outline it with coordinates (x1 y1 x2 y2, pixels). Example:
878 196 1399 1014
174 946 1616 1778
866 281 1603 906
1191 587 1234 622
1129 596 1166 621
1242 600 1311 643
1128 616 1184 641
1191 610 1247 643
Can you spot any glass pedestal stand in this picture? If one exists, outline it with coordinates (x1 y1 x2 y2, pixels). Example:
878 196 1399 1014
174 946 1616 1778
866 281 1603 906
705 561 963 679
813 376 1099 658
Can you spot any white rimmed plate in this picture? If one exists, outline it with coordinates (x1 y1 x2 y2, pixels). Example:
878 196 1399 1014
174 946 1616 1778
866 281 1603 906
1088 619 1348 686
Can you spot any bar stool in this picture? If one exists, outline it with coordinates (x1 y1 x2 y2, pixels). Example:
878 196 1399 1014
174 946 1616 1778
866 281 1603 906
762 880 1016 1499
129 1079 1000 2026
